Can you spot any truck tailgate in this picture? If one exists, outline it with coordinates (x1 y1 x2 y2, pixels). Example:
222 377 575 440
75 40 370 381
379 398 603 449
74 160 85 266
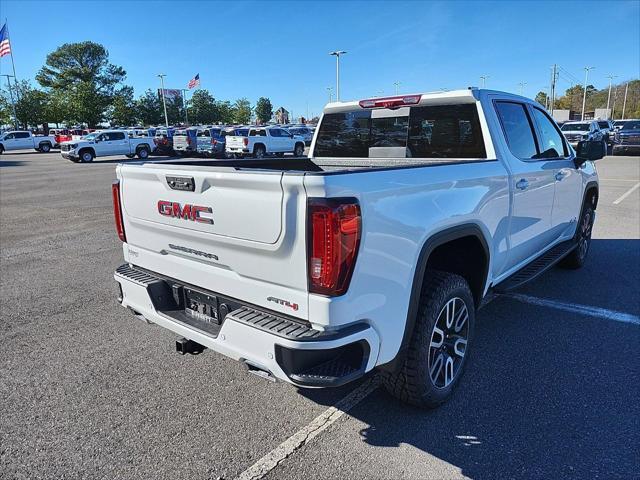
226 136 246 149
116 163 310 319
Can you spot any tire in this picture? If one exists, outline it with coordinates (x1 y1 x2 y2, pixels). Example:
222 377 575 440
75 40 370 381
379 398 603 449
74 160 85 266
0 145 4 155
79 150 94 162
559 204 594 269
136 147 150 159
294 143 304 157
125 154 135 159
39 143 51 153
383 270 475 409
253 145 266 159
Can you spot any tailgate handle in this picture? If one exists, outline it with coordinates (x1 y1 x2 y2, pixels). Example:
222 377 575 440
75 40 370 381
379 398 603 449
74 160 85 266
166 176 195 192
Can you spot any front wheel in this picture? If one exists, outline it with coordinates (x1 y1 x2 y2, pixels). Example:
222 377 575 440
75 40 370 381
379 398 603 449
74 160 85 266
383 270 475 408
80 150 94 162
559 204 594 269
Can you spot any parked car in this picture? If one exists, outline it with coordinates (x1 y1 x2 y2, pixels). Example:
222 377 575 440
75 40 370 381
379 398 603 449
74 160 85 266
49 128 72 147
596 120 614 145
612 119 632 134
285 126 314 146
612 120 640 155
112 89 603 408
153 128 175 156
0 130 56 153
60 130 155 162
225 126 306 158
560 121 605 148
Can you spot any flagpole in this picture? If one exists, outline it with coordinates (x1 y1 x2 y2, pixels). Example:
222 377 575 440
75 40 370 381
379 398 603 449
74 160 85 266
5 20 18 87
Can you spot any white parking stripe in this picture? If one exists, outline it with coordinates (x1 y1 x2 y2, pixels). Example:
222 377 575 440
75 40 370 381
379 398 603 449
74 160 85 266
612 181 640 205
236 376 381 480
502 293 640 325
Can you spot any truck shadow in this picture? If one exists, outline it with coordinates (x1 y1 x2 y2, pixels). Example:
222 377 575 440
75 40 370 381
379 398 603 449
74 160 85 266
300 239 639 479
0 159 26 167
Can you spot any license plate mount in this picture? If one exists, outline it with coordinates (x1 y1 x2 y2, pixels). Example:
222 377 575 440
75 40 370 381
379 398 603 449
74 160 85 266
184 288 220 326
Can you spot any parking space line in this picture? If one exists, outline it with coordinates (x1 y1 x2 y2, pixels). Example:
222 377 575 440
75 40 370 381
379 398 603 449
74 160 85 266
599 178 640 183
612 182 640 205
502 293 640 325
236 376 381 480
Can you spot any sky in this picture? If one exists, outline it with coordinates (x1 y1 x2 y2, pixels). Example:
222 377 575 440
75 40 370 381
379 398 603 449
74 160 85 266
1 0 639 119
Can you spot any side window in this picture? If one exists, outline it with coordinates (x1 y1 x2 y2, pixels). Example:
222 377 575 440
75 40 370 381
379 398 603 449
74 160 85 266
269 129 281 137
495 101 538 159
112 132 126 140
531 107 567 158
4 133 15 139
16 132 30 139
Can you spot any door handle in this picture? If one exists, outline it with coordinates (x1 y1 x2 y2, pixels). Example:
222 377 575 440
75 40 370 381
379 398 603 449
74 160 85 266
555 171 566 181
516 179 529 190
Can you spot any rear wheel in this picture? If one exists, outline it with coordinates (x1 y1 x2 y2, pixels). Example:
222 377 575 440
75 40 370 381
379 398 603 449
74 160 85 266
253 145 266 159
137 147 149 159
0 145 4 155
559 204 594 269
39 143 51 153
383 270 475 408
125 154 135 159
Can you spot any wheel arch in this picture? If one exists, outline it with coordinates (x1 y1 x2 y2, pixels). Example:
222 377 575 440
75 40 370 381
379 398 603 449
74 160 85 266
379 223 490 373
78 146 95 157
253 142 266 152
583 181 599 210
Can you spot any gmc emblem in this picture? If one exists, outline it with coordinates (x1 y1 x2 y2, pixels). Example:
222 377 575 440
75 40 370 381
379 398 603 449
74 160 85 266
157 201 214 224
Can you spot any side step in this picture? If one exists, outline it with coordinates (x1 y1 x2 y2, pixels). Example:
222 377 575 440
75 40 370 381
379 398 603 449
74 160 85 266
494 240 577 292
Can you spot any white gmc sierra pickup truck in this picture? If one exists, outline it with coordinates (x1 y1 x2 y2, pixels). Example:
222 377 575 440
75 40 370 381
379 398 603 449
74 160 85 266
61 130 155 162
113 89 603 408
0 130 56 153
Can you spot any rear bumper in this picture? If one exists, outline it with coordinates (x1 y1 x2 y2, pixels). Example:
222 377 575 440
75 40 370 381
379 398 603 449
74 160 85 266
613 144 640 155
114 264 379 387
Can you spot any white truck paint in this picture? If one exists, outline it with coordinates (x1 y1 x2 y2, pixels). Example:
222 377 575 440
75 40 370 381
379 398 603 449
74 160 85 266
60 130 155 162
112 89 603 408
225 126 306 158
0 131 56 153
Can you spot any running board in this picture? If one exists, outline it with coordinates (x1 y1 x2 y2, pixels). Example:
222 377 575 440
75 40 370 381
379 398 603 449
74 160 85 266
494 240 577 293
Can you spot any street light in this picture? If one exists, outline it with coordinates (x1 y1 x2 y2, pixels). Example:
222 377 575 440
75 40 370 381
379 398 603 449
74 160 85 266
329 51 347 101
480 75 490 88
581 66 595 121
326 86 333 103
157 74 169 128
606 74 618 118
393 81 401 95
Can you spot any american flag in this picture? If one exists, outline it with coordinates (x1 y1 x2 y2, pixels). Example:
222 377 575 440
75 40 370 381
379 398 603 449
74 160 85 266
0 23 10 58
187 73 200 89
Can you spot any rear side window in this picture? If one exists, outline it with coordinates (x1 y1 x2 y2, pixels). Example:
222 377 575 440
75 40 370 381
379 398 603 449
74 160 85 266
110 132 126 140
250 129 267 137
531 107 567 158
15 132 30 139
314 104 485 158
495 102 538 159
269 129 281 137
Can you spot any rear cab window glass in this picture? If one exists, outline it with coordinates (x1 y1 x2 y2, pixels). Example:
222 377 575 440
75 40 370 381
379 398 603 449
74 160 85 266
314 104 485 158
495 101 538 159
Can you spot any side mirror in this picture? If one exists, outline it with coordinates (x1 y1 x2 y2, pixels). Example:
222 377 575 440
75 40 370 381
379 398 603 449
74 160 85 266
575 140 605 166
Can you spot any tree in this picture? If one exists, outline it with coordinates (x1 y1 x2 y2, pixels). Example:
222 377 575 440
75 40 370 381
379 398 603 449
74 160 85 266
12 81 48 128
189 90 218 124
534 91 548 107
216 100 234 124
136 89 163 126
255 97 273 124
109 86 137 126
0 93 13 127
36 41 126 127
165 95 185 125
232 98 252 124
45 90 71 127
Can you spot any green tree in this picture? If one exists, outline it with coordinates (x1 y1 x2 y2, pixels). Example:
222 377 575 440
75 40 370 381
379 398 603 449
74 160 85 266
216 100 234 124
165 95 185 125
36 41 126 127
109 86 137 126
232 98 252 124
12 81 48 128
534 91 548 107
45 90 71 127
0 93 13 127
255 97 273 124
188 90 218 124
136 89 163 126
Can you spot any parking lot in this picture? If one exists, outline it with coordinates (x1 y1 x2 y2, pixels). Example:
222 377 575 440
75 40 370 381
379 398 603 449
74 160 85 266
0 151 638 479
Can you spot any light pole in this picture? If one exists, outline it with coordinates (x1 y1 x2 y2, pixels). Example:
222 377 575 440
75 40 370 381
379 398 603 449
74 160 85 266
181 89 189 126
326 86 333 103
329 51 346 101
606 74 617 118
581 66 595 121
480 75 489 88
393 81 401 95
518 81 527 96
622 82 629 120
1 74 18 129
157 74 169 127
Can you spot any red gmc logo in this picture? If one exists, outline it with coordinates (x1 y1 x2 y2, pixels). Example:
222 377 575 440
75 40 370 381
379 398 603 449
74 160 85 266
157 201 214 224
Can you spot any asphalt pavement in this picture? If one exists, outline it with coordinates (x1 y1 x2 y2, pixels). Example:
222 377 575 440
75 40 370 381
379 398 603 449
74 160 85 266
1 151 638 480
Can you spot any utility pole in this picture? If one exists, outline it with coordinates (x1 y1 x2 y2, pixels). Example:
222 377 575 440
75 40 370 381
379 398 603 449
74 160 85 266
329 51 346 101
606 74 617 118
581 66 595 121
157 74 169 127
393 81 401 95
550 64 558 116
621 82 629 120
480 75 489 88
1 74 18 129
326 86 333 103
518 81 527 96
611 85 618 119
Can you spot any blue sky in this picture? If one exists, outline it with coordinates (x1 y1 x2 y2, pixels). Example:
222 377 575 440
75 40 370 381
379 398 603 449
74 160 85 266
1 0 639 119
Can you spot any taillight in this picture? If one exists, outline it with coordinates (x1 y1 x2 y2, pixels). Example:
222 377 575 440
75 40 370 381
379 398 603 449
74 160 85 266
211 138 218 145
243 137 249 147
112 180 126 242
307 198 361 296
358 94 421 109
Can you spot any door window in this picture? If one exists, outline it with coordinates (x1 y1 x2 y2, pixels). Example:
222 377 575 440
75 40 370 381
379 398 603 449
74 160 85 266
531 107 567 159
3 133 15 139
495 101 538 159
15 132 30 139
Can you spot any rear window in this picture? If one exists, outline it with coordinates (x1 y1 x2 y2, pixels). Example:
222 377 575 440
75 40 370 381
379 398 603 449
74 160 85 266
197 130 210 137
250 129 267 137
598 121 610 129
174 131 187 137
561 123 589 131
621 121 640 130
314 104 486 158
